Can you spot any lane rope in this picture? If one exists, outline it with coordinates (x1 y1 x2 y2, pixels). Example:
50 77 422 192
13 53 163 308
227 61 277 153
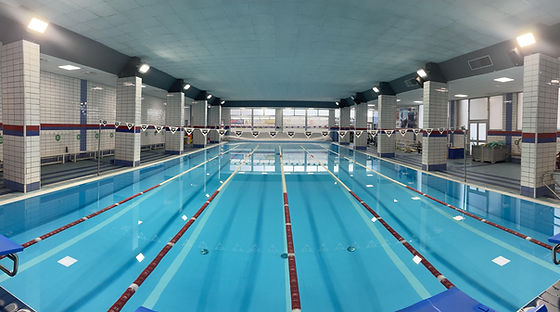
107 145 259 312
279 145 302 312
3 144 241 256
300 145 455 290
322 144 555 251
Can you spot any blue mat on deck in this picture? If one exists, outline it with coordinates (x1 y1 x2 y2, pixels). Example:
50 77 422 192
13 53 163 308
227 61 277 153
397 287 495 312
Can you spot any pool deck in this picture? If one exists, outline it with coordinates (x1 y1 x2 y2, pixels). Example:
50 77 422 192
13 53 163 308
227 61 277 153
519 279 560 312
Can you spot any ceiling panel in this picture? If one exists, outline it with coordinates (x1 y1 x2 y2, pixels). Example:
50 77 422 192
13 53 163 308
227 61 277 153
2 0 560 101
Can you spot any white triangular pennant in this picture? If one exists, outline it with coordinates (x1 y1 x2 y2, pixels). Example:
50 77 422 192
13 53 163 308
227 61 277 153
155 126 163 133
269 131 277 138
252 131 259 137
126 123 134 130
425 128 433 136
305 131 312 138
399 129 407 136
218 129 226 136
170 127 177 134
235 130 243 137
369 130 378 138
321 131 329 137
141 124 148 131
114 121 121 128
339 131 347 138
413 128 421 135
355 130 363 137
385 130 394 138
287 131 295 138
438 127 445 134
449 127 455 134
185 128 193 135
201 129 209 136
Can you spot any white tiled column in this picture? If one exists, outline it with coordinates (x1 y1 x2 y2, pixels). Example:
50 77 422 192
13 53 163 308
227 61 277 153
340 106 350 144
164 92 184 154
191 100 207 147
207 105 221 143
115 76 141 166
1 40 41 192
355 103 368 149
377 95 396 157
275 108 283 130
421 81 448 171
221 107 231 128
520 53 559 198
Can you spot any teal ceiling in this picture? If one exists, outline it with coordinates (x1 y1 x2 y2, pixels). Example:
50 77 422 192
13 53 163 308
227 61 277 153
3 0 560 101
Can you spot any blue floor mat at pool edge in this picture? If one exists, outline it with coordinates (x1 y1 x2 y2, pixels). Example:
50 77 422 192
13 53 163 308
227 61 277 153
397 287 496 312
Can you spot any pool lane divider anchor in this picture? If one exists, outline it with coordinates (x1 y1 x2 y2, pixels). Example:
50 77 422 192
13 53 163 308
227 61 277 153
108 145 260 312
278 146 302 312
323 145 559 253
300 146 455 290
0 144 241 257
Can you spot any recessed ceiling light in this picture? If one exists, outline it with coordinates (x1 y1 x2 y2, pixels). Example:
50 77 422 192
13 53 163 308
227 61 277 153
28 17 48 33
413 100 423 104
455 94 468 98
416 68 428 79
550 79 559 84
494 77 514 83
92 86 103 90
516 32 536 47
372 86 379 93
396 99 401 102
183 83 191 90
138 63 150 74
58 65 80 71
220 100 226 105
124 82 135 87
206 94 212 100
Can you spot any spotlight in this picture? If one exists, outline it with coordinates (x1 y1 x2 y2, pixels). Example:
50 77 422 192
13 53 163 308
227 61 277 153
206 94 212 100
335 101 340 106
183 83 191 90
416 68 428 79
138 63 150 74
372 86 380 93
220 100 226 105
516 32 536 47
28 17 48 33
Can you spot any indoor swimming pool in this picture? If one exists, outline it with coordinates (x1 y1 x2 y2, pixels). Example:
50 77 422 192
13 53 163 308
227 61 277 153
1 142 560 311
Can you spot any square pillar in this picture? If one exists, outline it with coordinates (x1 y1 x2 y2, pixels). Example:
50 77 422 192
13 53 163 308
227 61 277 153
520 53 559 198
328 109 337 141
377 95 396 157
275 108 283 130
222 107 231 128
115 76 141 166
1 40 41 192
355 103 368 149
207 105 221 143
421 81 448 171
340 106 350 144
164 92 184 154
191 101 207 148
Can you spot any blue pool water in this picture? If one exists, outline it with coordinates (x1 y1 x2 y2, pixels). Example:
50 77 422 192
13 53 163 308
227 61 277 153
1 142 559 311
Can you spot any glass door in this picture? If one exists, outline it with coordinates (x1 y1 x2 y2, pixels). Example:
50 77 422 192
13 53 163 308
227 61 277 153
469 121 487 152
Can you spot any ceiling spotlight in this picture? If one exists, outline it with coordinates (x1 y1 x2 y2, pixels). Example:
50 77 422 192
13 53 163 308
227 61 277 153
416 68 428 79
396 99 401 102
220 100 226 105
28 17 48 33
335 101 340 106
372 86 380 93
350 96 355 100
493 77 514 83
183 83 191 90
516 32 536 47
58 65 80 71
138 63 150 74
206 94 212 100
454 94 468 98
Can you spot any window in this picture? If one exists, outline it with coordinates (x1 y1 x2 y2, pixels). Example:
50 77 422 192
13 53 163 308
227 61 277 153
489 96 503 129
284 108 305 128
253 108 275 128
307 108 328 128
230 108 252 127
469 97 488 120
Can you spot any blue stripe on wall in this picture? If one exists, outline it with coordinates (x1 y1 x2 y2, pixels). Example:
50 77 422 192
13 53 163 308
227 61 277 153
80 80 87 151
505 93 513 161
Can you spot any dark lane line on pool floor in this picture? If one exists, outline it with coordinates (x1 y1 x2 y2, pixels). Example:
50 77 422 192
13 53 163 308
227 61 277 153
299 145 455 291
322 144 557 253
108 145 259 312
